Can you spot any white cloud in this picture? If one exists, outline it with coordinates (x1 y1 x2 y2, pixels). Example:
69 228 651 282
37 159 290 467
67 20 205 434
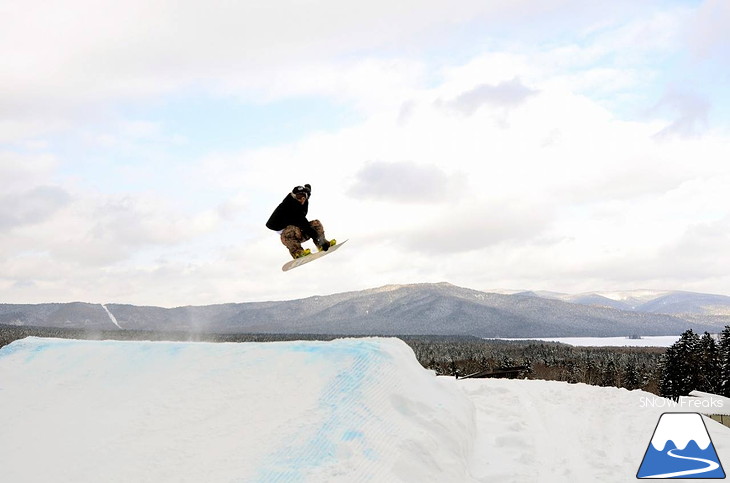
399 201 553 255
650 89 711 138
0 1 676 116
348 161 466 204
1 1 481 112
1 0 730 304
688 0 730 60
0 152 58 191
0 119 70 144
0 186 71 230
0 154 224 278
437 78 538 116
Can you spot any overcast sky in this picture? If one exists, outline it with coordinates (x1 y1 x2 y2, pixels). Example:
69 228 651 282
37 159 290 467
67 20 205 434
2 0 729 306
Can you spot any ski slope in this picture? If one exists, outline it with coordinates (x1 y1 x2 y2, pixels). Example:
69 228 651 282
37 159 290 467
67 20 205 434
0 337 728 482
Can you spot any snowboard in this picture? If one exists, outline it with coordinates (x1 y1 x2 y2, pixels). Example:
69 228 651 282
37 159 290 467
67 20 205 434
282 240 347 272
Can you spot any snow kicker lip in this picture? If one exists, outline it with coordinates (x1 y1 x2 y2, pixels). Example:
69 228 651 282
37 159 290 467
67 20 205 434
0 336 474 482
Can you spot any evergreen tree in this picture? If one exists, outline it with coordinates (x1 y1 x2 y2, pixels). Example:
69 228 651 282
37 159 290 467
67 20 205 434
660 345 679 399
624 359 643 390
719 326 730 397
697 332 721 393
600 358 619 387
660 329 700 400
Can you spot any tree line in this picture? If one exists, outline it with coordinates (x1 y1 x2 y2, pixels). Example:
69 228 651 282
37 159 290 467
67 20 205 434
403 336 663 393
659 326 730 400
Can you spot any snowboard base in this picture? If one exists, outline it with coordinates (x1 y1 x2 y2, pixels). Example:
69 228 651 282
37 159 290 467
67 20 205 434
282 240 347 272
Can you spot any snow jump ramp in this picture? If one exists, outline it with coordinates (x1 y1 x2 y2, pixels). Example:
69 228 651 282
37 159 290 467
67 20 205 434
3 336 729 482
0 337 474 482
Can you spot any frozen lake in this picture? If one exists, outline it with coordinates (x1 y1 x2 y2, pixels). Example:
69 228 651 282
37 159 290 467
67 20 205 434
497 335 681 347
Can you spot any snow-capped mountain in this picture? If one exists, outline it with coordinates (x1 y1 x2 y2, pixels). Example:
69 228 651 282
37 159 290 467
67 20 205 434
1 283 728 337
492 289 730 316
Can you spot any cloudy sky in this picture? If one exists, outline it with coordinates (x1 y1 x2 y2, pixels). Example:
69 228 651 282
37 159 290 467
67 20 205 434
2 0 729 306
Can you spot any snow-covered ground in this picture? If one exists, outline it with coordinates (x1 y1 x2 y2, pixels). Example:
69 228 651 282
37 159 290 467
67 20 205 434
1 337 728 482
500 336 682 347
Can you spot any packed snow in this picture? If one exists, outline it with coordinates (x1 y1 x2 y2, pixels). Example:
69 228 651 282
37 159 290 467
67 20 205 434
1 337 729 482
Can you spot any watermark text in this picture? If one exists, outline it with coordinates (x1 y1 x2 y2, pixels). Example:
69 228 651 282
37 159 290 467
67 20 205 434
639 396 725 409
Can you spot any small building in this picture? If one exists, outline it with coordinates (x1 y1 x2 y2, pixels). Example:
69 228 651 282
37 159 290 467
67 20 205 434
684 391 730 429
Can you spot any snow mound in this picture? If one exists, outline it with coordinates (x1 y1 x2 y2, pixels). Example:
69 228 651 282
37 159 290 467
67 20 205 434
0 337 474 482
2 336 729 482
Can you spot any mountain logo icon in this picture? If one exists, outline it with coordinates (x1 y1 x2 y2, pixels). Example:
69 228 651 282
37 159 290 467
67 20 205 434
637 412 726 479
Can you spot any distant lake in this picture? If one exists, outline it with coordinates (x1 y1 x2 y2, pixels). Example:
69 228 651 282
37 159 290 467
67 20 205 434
495 336 681 347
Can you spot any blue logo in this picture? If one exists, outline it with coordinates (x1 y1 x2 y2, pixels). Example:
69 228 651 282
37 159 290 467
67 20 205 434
637 412 725 479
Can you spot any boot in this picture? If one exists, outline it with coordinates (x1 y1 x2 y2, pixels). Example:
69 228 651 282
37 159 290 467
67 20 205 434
293 248 311 259
316 238 336 252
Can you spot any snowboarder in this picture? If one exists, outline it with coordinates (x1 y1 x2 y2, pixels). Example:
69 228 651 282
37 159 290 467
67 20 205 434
266 184 333 259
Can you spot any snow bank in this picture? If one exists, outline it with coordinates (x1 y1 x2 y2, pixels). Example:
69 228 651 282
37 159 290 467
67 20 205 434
1 336 728 482
0 337 473 482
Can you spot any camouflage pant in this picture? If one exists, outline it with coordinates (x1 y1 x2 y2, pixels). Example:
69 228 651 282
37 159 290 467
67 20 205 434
280 220 325 258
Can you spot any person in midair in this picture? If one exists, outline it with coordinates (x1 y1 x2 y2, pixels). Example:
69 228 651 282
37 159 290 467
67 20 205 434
266 184 333 259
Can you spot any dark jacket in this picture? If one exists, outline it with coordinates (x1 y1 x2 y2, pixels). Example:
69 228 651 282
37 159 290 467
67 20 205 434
266 194 318 239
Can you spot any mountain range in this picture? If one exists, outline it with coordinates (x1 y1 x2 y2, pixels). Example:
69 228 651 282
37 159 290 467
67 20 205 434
2 283 730 338
493 289 730 315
